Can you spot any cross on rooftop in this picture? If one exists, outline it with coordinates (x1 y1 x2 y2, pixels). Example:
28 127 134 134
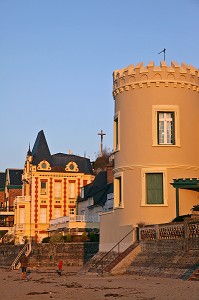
98 130 106 157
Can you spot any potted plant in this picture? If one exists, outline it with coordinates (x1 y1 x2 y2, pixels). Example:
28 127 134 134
191 204 199 215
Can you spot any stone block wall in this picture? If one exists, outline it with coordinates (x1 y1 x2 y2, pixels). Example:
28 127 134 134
0 242 99 267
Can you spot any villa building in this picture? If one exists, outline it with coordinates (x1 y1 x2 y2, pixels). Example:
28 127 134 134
0 169 22 231
100 61 199 251
14 130 94 244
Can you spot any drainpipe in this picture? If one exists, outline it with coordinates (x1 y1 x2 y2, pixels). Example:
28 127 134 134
176 187 179 217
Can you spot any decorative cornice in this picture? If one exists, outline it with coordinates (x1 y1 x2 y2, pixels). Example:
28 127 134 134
112 61 199 97
113 164 199 174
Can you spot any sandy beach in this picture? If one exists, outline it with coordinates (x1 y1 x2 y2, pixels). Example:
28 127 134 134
0 266 199 300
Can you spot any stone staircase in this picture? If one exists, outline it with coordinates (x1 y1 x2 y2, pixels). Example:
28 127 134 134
79 239 199 281
79 241 140 275
78 250 119 275
125 240 199 280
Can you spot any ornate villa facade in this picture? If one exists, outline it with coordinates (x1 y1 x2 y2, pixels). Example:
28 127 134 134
14 130 94 244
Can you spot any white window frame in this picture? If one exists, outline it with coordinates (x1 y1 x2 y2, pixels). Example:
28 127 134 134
40 208 47 224
54 207 61 219
40 181 48 195
141 168 168 206
54 181 62 199
69 182 75 199
114 173 123 208
114 111 120 151
152 105 180 147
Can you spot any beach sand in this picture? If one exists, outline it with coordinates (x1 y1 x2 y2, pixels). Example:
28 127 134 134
1 266 199 300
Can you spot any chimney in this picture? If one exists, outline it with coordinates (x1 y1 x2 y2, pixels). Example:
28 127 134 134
107 163 114 184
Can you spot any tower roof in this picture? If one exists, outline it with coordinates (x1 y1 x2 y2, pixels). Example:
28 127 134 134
32 130 51 165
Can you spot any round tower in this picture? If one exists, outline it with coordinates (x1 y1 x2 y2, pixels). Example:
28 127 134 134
100 61 199 251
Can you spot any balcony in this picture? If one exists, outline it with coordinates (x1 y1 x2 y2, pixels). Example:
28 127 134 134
48 214 100 232
15 196 31 203
0 220 14 227
0 206 14 216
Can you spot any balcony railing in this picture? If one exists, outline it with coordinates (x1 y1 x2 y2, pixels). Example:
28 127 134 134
0 206 14 212
49 214 100 226
0 221 14 227
15 196 31 202
139 218 199 241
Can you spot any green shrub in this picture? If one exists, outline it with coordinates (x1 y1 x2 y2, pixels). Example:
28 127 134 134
42 237 51 243
81 231 88 241
64 234 72 243
50 233 64 243
88 232 99 242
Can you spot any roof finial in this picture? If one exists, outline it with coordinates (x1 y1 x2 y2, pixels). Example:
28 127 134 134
27 143 32 156
158 48 166 61
98 130 106 157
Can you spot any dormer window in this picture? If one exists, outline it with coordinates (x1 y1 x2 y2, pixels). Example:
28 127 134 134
65 161 79 172
42 163 47 169
37 160 51 171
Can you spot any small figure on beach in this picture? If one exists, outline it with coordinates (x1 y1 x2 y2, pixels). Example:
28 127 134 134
57 259 63 276
20 254 28 279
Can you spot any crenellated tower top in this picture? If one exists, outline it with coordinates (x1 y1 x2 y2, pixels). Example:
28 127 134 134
112 61 199 98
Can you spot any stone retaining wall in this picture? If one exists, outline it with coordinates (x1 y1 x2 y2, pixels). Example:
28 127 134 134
0 242 99 267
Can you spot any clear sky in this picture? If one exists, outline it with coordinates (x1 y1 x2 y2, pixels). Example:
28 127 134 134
0 0 198 170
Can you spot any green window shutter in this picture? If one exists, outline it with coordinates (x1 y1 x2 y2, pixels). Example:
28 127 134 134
146 173 163 204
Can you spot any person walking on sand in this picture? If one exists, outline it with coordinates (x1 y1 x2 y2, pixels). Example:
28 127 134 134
57 259 63 276
20 254 28 279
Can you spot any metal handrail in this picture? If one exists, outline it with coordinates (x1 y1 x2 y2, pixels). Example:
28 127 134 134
11 241 31 270
95 227 135 274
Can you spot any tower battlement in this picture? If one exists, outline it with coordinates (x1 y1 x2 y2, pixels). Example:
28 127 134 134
113 61 199 97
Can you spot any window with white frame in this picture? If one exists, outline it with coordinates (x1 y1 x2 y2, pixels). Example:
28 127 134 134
69 182 75 198
142 169 167 206
152 105 180 146
114 112 120 151
40 180 47 195
54 181 62 199
158 112 174 145
69 208 75 215
40 208 47 223
114 175 122 207
19 207 25 224
54 208 61 219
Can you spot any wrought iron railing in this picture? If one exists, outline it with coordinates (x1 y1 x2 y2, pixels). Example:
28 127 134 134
11 241 32 270
94 227 135 274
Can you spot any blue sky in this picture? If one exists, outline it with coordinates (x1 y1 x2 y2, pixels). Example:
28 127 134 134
0 0 198 170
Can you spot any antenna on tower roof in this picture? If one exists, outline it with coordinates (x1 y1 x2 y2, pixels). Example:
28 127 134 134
158 48 166 61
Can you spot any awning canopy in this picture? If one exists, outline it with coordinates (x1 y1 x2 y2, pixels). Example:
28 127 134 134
171 178 199 192
170 178 199 218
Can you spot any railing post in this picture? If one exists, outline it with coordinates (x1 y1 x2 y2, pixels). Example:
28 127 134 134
155 224 159 240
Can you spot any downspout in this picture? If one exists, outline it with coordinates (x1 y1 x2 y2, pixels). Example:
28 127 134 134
176 187 179 217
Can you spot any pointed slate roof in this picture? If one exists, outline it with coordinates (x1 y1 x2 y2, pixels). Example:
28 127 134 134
32 130 52 165
77 171 113 206
0 172 5 190
7 169 23 187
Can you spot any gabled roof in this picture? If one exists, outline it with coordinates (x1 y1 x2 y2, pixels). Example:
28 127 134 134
82 171 107 199
77 171 113 207
51 153 93 174
0 172 5 190
92 183 113 207
7 169 23 187
31 130 93 175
